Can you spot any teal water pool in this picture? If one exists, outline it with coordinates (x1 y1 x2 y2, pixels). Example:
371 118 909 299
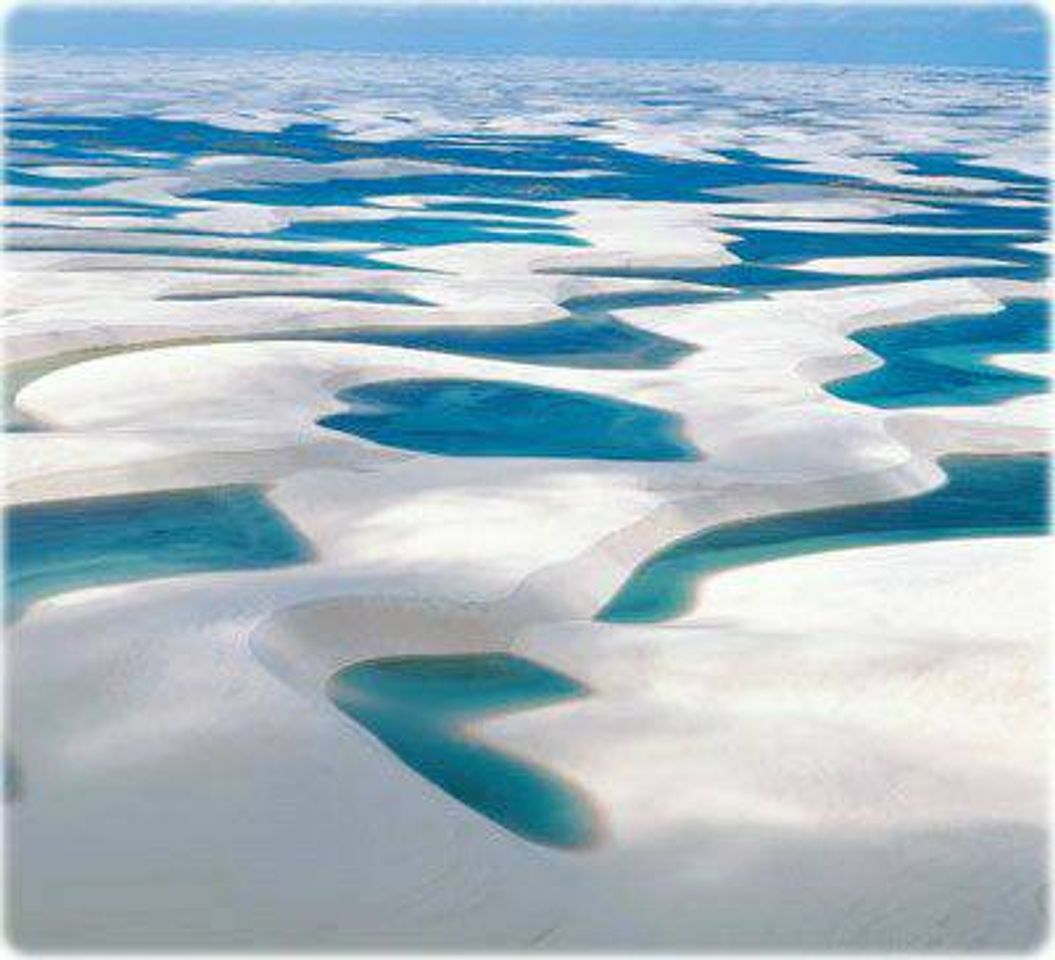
6 486 310 621
600 454 1048 623
301 311 695 370
319 377 699 461
328 653 596 848
289 290 707 370
828 298 1048 408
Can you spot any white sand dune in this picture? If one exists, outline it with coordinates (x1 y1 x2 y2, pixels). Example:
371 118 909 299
4 49 1048 951
788 255 1012 276
990 352 1051 377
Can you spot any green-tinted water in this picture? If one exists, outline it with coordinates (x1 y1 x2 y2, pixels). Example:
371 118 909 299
328 653 597 848
6 485 310 621
600 454 1049 623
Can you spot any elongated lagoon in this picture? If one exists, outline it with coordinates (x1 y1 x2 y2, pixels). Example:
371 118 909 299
304 290 704 370
600 454 1048 623
328 653 596 848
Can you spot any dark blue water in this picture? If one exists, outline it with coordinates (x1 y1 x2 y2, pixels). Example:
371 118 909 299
190 165 814 208
181 130 845 208
294 314 692 368
7 196 196 219
547 253 1038 295
728 225 1043 273
545 194 1047 291
6 114 842 212
600 454 1048 623
711 197 1047 234
300 290 704 369
3 237 404 272
35 212 1035 284
273 214 584 248
158 288 431 306
893 151 1047 189
328 653 596 848
6 486 310 621
885 198 1048 234
6 168 113 190
425 199 571 220
6 115 357 169
829 298 1049 407
6 210 583 250
8 114 1047 293
7 212 584 263
3 290 704 439
713 147 811 169
319 377 699 461
10 114 1046 217
6 116 193 172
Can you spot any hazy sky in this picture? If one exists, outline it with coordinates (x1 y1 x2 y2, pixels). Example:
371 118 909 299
6 2 1049 70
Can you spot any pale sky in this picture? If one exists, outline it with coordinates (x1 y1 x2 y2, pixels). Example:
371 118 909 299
6 1 1048 70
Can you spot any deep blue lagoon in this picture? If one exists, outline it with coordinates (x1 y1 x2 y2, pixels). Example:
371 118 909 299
299 290 704 369
319 377 700 461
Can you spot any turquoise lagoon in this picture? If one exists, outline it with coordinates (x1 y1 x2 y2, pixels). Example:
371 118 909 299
319 377 699 461
301 290 705 370
600 454 1048 623
328 653 596 847
296 312 693 370
273 214 585 248
6 485 309 621
829 299 1049 408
